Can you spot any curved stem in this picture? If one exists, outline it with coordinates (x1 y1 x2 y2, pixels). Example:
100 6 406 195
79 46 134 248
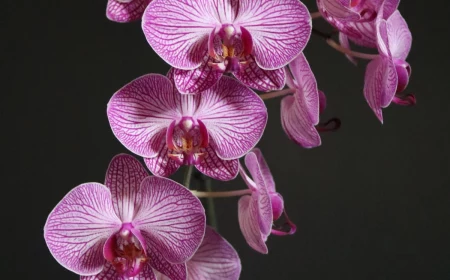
260 88 295 100
183 165 194 189
326 39 378 60
310 11 322 19
204 177 218 230
191 189 252 198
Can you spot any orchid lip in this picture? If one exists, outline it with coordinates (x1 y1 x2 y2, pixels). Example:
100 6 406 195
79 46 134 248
167 117 209 166
106 224 148 278
271 210 297 236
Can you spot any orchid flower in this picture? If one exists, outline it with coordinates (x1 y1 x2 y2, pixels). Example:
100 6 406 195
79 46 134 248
238 148 296 254
44 154 206 280
364 8 414 122
282 53 323 148
141 0 311 94
155 227 241 280
107 72 267 181
107 0 151 23
317 0 399 48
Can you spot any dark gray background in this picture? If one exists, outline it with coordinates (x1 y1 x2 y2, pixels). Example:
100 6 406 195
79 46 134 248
3 0 450 279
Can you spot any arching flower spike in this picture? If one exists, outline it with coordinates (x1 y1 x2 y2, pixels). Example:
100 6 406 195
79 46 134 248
317 0 399 48
155 227 241 280
107 73 267 181
44 154 206 280
238 148 296 254
364 8 414 122
142 0 311 94
106 0 151 23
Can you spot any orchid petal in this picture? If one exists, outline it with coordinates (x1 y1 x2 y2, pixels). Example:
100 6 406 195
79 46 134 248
143 236 187 280
270 193 284 221
196 76 267 160
195 146 239 181
142 0 224 69
187 227 241 280
133 177 206 263
320 0 361 21
363 56 397 123
235 0 311 70
319 90 327 114
173 57 223 94
144 146 181 178
238 195 268 254
44 183 121 275
281 95 321 148
105 154 149 222
233 56 286 92
107 74 181 158
247 148 275 193
387 10 412 60
106 0 150 23
288 53 320 125
80 263 119 280
244 151 273 236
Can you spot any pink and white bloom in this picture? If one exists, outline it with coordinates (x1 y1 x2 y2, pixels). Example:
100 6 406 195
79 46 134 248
107 73 267 181
238 148 296 254
142 0 311 94
155 227 241 280
317 0 399 48
282 53 322 148
107 0 151 23
364 8 414 122
44 154 205 280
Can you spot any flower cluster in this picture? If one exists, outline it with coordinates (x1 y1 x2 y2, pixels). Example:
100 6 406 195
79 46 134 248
44 0 415 279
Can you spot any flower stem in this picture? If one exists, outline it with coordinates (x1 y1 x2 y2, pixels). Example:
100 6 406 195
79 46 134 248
204 177 218 230
183 165 194 189
191 189 252 198
310 11 322 19
325 38 378 60
259 88 295 100
311 28 378 60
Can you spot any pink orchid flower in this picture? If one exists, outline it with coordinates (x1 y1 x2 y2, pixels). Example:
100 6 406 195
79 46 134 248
155 227 241 280
364 8 413 122
317 0 399 48
44 154 206 280
141 0 311 94
238 148 296 254
282 53 323 148
107 72 267 181
106 0 151 23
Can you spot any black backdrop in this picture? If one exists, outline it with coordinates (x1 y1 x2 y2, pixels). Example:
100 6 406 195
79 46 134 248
4 0 450 279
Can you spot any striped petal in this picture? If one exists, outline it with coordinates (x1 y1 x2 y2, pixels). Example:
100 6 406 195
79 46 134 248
233 56 286 92
318 0 361 21
288 53 320 125
144 146 181 178
133 177 206 263
238 195 268 254
195 146 239 181
281 95 322 148
247 148 275 193
186 227 241 280
106 0 151 23
235 0 311 70
144 237 187 280
105 154 149 222
173 57 223 94
387 10 412 60
107 74 181 158
244 151 273 236
196 76 267 160
363 56 397 123
80 262 156 280
142 0 228 69
44 183 121 275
